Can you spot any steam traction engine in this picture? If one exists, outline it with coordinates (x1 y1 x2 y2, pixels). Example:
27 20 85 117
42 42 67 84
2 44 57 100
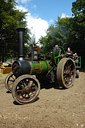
5 28 76 104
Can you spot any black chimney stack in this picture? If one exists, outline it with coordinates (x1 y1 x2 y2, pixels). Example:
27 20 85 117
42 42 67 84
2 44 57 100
17 28 26 60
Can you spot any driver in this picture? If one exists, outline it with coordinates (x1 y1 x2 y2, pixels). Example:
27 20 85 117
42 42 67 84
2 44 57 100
66 47 73 58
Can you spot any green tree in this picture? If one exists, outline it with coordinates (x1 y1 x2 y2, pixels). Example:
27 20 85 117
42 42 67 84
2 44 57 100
0 0 30 62
39 17 71 53
71 0 85 66
55 17 72 48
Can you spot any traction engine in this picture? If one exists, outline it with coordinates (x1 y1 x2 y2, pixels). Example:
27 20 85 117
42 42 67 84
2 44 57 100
5 28 76 104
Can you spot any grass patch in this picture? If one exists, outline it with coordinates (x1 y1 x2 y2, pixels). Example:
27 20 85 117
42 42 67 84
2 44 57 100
0 73 8 78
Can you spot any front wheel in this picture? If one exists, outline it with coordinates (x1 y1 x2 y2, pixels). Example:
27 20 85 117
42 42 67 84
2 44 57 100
57 58 76 88
5 72 16 92
12 75 40 104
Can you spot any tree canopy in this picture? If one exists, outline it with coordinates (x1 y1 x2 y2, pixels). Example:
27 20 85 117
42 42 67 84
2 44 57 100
39 17 72 53
0 0 30 61
0 0 85 67
39 0 85 67
71 0 85 66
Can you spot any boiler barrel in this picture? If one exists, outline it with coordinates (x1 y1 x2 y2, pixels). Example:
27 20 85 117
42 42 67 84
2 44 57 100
12 60 52 77
30 61 51 74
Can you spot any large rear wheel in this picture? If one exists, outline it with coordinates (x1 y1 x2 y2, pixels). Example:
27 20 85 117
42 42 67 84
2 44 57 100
12 75 40 104
57 58 76 88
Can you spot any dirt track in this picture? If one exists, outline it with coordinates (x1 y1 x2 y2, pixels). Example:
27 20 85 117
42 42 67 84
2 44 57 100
0 71 85 128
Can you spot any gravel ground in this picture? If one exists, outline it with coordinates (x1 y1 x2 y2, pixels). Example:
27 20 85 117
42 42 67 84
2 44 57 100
0 71 85 128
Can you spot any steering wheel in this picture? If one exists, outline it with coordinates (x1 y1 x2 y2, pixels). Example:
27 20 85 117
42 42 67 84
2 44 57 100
52 46 65 65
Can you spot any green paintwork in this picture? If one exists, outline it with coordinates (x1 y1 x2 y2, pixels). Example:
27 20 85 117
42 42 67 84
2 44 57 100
52 46 66 65
30 60 52 74
29 46 81 76
74 56 81 69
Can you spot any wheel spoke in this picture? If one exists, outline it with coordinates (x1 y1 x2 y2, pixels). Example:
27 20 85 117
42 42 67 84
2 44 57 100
57 58 76 88
12 75 40 104
5 72 16 92
11 76 15 80
16 89 24 93
8 79 15 82
63 60 75 87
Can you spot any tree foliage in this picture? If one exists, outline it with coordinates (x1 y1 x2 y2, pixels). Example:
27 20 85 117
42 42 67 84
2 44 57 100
0 0 30 61
39 0 85 66
71 0 85 65
39 17 71 53
0 0 85 66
